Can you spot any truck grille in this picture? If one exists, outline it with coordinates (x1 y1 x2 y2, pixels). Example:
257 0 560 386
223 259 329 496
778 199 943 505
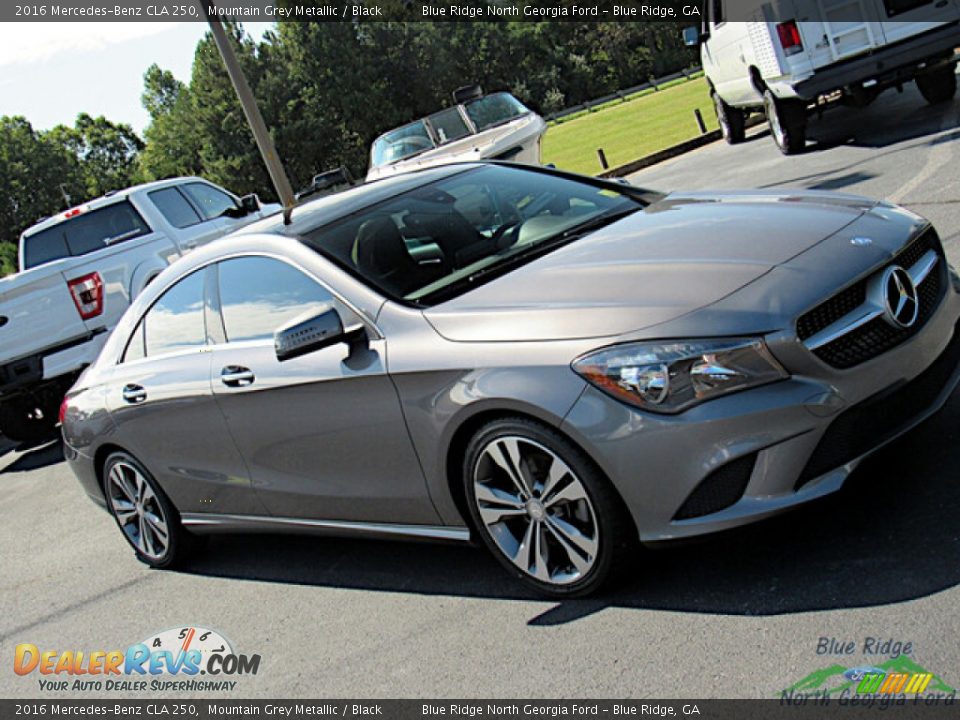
796 228 945 369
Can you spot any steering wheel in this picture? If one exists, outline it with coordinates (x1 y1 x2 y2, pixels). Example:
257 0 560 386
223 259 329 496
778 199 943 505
490 220 522 250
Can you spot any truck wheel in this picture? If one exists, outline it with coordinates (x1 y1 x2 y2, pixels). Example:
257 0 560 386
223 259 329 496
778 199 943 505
712 92 746 144
0 399 59 445
916 66 957 105
764 89 807 155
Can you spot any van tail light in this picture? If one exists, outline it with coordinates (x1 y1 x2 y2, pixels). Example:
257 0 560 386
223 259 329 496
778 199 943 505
777 21 804 56
67 272 104 320
58 396 70 425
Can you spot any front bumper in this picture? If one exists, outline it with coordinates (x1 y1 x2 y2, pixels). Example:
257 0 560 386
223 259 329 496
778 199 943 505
561 282 960 543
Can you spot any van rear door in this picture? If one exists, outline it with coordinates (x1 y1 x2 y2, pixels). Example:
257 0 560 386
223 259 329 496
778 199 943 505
874 0 960 45
800 0 885 69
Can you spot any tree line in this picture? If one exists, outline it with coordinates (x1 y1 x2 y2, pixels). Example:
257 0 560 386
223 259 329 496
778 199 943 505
0 20 694 275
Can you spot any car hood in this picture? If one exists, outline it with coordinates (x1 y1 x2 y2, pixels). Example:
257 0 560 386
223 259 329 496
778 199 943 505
424 190 877 342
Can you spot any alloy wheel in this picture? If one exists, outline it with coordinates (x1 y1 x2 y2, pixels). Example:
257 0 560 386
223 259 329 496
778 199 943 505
106 461 170 561
714 94 731 140
472 436 599 585
764 91 785 149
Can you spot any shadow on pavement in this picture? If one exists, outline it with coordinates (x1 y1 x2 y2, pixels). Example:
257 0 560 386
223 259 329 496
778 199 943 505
750 89 959 191
179 386 960 625
805 87 959 151
0 438 64 474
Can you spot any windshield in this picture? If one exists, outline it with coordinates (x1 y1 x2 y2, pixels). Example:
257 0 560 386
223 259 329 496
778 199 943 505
428 107 471 145
370 120 436 168
22 200 151 270
299 165 644 307
464 93 531 131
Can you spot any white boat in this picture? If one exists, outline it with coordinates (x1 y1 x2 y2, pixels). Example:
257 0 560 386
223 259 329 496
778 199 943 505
365 86 547 182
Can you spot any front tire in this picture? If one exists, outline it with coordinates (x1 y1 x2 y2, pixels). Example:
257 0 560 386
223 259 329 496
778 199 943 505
764 89 807 155
102 452 195 568
463 418 634 598
916 66 957 105
713 92 746 144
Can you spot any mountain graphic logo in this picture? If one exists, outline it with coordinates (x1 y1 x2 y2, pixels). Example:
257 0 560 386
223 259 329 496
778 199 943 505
781 655 956 697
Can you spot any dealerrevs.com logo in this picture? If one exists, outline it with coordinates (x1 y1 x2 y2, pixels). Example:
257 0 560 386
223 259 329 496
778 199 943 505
14 626 261 693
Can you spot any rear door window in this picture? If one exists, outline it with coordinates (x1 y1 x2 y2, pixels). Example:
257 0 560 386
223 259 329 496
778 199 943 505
148 187 202 229
22 201 151 270
143 269 207 357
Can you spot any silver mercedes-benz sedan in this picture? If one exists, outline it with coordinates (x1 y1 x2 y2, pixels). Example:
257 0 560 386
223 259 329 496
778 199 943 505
62 162 960 597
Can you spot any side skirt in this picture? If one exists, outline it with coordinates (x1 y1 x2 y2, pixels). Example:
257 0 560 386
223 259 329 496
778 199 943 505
180 513 471 542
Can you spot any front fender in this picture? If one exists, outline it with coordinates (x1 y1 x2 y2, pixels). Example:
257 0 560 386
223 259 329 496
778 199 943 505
392 365 588 525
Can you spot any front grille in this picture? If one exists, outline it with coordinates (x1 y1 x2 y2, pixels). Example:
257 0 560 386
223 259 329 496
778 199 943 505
796 282 866 341
673 452 757 520
797 228 945 368
796 319 960 489
814 269 944 369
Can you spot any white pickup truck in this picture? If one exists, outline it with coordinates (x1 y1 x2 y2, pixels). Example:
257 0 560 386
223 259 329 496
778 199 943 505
0 177 278 443
685 0 960 154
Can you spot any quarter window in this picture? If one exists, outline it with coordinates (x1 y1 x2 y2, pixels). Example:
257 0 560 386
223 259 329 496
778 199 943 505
148 187 202 229
217 257 334 342
181 182 236 221
143 270 207 357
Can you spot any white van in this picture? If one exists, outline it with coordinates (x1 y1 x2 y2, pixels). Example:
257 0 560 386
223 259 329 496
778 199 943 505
685 1 960 153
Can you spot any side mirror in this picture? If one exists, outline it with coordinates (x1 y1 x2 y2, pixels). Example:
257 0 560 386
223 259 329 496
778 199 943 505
240 193 261 214
683 26 701 47
274 306 365 361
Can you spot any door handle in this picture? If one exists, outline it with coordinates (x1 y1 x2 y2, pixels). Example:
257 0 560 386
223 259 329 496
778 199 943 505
122 384 146 404
221 366 255 387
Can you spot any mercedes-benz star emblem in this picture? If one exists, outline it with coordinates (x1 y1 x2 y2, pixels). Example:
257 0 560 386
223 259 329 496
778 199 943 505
882 265 919 328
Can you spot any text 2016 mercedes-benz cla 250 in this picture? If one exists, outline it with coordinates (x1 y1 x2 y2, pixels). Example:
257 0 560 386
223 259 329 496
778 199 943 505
62 163 960 597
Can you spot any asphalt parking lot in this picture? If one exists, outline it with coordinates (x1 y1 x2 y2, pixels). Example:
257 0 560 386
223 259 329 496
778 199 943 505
2 83 960 700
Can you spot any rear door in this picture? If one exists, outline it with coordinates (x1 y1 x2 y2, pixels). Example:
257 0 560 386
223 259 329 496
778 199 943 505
874 0 960 44
207 254 438 524
801 0 884 69
105 265 263 516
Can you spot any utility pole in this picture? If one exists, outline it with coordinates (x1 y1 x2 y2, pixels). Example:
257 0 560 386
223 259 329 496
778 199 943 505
200 2 296 224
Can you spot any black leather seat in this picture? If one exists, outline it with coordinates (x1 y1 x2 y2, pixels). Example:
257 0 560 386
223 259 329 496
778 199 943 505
351 217 439 297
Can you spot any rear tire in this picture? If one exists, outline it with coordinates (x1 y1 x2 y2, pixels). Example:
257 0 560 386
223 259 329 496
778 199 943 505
462 417 635 598
713 92 746 144
0 398 58 445
102 451 198 569
764 89 807 155
916 66 957 105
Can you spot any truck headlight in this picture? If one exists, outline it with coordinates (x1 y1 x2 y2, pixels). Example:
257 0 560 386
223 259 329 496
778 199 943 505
572 338 788 414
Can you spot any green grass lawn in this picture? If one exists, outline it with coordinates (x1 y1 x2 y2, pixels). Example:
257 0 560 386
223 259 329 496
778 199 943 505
541 77 719 175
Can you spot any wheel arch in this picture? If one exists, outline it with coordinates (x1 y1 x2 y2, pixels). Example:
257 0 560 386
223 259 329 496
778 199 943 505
93 442 128 499
749 66 766 96
443 406 637 540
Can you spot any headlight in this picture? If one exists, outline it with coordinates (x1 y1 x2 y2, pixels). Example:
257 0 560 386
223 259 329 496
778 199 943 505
572 338 788 414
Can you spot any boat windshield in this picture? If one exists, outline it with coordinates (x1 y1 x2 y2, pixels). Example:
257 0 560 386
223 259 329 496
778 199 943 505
371 120 436 168
427 107 472 145
464 92 531 131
